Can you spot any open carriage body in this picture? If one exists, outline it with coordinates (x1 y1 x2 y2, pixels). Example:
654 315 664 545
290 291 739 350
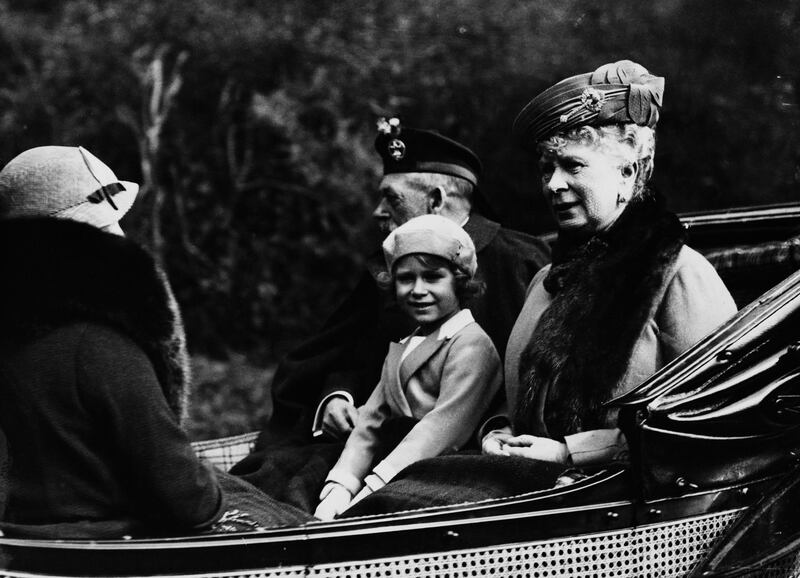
3 204 800 578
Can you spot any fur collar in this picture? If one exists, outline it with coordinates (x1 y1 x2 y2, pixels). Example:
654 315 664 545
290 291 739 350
514 196 686 438
0 218 190 421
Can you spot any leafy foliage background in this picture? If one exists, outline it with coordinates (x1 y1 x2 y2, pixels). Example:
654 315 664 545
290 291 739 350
0 0 798 437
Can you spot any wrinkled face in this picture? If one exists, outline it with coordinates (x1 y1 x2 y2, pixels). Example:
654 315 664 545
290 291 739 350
372 174 430 236
538 141 633 237
394 255 460 329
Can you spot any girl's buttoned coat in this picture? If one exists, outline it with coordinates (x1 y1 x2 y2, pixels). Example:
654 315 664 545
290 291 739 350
328 309 502 486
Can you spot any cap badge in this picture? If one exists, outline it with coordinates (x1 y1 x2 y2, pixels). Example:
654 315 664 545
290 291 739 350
388 138 406 160
377 117 402 136
559 87 607 124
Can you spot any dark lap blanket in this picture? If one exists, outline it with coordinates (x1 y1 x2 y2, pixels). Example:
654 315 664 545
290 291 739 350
214 470 313 530
230 441 344 513
231 416 418 513
342 454 567 518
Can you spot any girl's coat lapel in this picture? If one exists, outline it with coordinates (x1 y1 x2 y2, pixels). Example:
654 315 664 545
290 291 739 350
384 310 476 416
398 337 448 387
383 341 413 415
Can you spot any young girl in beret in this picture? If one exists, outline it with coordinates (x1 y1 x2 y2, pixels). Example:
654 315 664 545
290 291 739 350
314 214 502 520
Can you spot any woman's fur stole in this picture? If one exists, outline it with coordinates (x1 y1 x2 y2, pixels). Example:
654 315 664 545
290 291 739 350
0 218 190 421
514 197 686 438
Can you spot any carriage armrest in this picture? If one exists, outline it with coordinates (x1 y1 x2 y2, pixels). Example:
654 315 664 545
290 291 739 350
191 431 259 472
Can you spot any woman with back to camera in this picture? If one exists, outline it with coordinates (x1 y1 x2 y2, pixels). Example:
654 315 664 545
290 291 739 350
343 60 738 514
0 146 309 538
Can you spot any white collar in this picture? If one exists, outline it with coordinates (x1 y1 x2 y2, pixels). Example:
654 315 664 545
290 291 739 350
400 309 475 344
437 308 474 339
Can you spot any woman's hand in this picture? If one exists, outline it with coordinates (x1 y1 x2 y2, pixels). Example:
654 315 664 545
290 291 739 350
313 482 353 521
481 429 514 456
501 435 571 464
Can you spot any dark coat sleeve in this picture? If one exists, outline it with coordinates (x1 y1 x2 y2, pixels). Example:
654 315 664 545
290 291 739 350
267 269 414 439
469 228 551 360
463 226 551 435
78 326 224 531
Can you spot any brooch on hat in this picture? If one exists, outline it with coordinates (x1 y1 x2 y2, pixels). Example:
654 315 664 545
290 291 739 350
559 87 607 124
377 117 406 161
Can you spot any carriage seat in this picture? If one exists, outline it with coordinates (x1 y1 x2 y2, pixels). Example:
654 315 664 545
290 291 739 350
702 236 800 308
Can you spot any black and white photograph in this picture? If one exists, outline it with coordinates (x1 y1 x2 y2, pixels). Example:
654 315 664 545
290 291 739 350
0 1 799 576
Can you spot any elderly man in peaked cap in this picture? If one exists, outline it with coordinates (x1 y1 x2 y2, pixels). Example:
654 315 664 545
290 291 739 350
231 120 550 511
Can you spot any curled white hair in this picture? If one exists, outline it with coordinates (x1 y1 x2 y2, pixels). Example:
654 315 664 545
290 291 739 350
538 124 656 198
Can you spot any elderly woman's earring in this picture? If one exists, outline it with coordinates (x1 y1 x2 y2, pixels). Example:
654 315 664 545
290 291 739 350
618 164 635 206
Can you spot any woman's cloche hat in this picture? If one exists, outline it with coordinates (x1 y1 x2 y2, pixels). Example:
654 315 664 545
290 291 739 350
512 59 665 148
382 214 478 277
0 146 139 234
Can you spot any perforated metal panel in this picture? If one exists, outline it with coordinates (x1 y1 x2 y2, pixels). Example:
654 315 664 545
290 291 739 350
306 509 742 578
192 431 259 471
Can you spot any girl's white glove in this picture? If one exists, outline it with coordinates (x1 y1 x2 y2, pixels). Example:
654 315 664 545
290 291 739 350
314 482 353 521
349 473 386 507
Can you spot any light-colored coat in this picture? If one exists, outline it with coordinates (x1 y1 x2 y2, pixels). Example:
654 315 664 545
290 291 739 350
328 309 502 487
503 245 737 465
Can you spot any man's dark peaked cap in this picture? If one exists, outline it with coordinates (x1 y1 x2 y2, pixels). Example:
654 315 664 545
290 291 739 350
374 118 482 186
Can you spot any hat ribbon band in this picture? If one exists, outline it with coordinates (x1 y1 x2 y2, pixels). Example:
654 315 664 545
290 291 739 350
413 162 477 186
86 182 125 211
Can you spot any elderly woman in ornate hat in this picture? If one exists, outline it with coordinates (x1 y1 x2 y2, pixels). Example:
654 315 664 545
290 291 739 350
479 60 737 467
0 146 309 538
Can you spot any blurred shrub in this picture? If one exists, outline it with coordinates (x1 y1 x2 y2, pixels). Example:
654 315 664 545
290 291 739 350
186 354 275 441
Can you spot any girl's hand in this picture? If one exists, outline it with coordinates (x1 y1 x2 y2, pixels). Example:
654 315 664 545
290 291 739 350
501 435 571 464
350 485 373 506
481 430 514 456
349 472 386 507
314 482 353 521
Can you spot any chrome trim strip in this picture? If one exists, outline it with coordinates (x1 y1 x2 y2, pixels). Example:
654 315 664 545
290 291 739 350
0 501 632 551
680 203 800 227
